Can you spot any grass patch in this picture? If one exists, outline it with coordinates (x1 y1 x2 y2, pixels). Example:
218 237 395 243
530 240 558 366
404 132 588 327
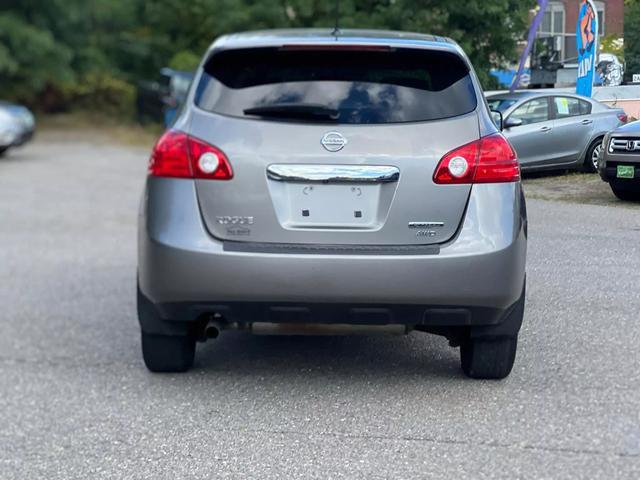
523 171 640 209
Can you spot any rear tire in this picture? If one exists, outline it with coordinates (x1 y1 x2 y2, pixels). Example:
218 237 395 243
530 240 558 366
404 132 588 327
583 138 603 173
0 147 9 157
460 336 518 380
141 332 196 373
611 183 640 202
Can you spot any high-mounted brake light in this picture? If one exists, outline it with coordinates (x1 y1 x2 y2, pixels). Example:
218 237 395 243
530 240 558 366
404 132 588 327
149 131 233 180
279 44 393 52
433 134 519 184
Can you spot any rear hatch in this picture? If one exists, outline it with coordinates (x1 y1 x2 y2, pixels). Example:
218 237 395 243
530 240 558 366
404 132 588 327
189 44 480 246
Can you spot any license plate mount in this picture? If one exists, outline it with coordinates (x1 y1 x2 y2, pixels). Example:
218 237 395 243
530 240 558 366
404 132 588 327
617 165 635 179
285 183 380 228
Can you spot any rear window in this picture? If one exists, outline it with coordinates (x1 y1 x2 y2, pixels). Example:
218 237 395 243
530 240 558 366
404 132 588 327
195 47 477 124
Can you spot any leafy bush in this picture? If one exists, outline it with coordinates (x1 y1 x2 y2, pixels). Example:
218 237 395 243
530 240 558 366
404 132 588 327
61 73 136 118
169 50 201 72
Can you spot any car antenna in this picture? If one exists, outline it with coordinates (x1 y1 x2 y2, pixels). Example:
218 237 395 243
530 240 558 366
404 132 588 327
332 0 341 38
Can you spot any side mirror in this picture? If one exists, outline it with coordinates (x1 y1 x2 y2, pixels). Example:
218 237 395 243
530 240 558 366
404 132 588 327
504 117 523 129
490 110 503 131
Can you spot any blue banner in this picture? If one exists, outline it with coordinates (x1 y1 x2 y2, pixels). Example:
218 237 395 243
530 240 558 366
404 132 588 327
576 0 598 97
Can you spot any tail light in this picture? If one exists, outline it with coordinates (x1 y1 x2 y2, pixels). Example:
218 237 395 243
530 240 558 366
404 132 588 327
617 112 628 123
433 133 520 184
148 130 233 180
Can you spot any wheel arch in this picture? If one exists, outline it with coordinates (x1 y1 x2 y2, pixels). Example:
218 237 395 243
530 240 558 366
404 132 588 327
583 134 606 160
581 134 606 172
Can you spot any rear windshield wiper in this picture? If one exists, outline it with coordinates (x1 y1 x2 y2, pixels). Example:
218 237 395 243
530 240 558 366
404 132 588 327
243 103 340 121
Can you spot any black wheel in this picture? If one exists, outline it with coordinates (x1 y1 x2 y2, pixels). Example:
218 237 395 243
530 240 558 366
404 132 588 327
583 138 604 173
611 183 640 202
141 331 196 372
460 336 518 379
0 147 8 157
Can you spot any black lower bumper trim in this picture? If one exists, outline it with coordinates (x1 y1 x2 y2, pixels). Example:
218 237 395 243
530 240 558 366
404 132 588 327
138 286 525 339
223 241 440 255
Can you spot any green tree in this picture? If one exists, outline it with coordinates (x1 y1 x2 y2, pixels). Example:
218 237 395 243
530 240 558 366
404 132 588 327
625 0 640 82
0 0 529 109
0 13 74 101
140 0 528 87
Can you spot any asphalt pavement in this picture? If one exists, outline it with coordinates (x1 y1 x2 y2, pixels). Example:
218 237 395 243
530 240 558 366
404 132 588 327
1 130 639 479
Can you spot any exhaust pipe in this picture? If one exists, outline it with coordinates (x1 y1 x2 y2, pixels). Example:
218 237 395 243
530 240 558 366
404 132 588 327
200 318 410 339
249 323 411 336
204 319 221 339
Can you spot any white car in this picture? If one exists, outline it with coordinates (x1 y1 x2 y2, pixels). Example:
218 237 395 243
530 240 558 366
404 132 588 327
0 108 20 156
0 102 35 156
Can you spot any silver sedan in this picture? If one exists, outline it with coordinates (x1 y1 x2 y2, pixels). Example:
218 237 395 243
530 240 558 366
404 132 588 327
487 92 626 172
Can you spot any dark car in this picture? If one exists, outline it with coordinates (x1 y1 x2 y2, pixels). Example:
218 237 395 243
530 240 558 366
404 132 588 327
136 68 194 126
598 121 640 201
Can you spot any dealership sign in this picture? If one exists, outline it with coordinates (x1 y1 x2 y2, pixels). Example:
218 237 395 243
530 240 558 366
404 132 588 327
576 0 599 97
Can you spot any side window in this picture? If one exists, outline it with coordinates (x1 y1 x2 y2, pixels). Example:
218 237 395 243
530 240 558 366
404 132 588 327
554 97 589 118
510 98 550 125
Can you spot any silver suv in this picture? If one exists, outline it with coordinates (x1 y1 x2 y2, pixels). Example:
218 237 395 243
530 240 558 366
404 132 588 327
138 29 528 379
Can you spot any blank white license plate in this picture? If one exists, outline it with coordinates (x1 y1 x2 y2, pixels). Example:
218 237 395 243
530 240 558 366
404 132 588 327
284 183 381 228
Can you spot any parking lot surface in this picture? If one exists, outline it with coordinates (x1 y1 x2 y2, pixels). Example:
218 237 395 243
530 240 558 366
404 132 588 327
1 129 639 479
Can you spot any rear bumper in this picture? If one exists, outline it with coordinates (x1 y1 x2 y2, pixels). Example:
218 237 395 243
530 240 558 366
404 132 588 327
138 178 527 328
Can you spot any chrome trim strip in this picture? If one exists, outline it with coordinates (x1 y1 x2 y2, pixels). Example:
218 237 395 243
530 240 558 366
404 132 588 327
609 138 640 153
267 164 400 183
408 222 445 229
